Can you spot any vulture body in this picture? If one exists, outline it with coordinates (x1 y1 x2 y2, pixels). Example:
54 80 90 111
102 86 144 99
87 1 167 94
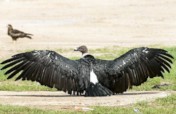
1 46 173 96
7 24 33 42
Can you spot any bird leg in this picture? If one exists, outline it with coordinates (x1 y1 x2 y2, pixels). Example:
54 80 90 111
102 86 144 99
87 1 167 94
13 40 16 45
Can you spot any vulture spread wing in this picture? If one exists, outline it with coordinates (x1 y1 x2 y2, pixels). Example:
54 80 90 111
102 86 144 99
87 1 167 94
1 50 83 95
93 47 173 93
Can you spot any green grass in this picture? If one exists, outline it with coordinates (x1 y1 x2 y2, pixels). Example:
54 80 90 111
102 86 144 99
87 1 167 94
92 94 176 114
0 94 175 114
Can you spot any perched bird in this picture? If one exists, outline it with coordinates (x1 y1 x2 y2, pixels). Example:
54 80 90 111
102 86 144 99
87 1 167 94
7 24 33 43
0 45 173 96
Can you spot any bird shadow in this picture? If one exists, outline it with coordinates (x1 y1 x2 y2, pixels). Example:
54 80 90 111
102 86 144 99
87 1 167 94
115 91 160 96
0 91 160 98
0 94 83 98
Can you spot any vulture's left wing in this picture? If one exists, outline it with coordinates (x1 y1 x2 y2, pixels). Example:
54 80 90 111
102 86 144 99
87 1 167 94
94 47 173 93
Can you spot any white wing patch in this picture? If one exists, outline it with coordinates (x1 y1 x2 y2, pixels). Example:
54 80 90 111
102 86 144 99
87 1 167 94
90 70 98 84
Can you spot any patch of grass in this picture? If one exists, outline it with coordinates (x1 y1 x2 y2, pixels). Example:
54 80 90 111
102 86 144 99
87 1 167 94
0 80 56 91
0 105 86 114
90 46 130 60
0 94 175 114
91 94 176 114
133 93 176 114
0 105 62 114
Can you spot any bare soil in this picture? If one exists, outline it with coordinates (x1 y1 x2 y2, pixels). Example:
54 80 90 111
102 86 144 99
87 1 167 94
0 91 174 111
1 0 176 58
0 0 176 111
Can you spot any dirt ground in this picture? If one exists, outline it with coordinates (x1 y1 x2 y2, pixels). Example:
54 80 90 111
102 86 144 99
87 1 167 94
0 0 176 111
0 91 174 111
1 0 176 57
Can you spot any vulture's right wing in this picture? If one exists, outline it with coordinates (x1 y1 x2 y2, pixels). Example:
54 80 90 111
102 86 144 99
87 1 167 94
108 47 173 93
1 50 83 95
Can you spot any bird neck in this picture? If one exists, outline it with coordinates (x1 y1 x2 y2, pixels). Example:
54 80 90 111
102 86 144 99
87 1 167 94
82 53 89 58
8 27 13 32
7 28 11 35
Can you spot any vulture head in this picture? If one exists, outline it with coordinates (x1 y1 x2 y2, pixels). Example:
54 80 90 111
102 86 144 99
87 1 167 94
74 45 88 55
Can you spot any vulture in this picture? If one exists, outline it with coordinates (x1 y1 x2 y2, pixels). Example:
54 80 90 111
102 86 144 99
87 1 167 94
7 24 33 42
0 45 173 96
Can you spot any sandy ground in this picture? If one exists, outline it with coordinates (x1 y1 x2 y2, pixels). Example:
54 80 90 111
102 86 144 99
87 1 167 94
1 0 176 56
0 91 174 111
0 0 176 111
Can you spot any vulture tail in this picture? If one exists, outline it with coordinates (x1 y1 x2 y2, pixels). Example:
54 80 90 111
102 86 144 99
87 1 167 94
85 83 112 96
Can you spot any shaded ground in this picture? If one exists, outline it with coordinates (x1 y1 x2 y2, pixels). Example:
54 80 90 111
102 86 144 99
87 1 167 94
0 91 174 111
